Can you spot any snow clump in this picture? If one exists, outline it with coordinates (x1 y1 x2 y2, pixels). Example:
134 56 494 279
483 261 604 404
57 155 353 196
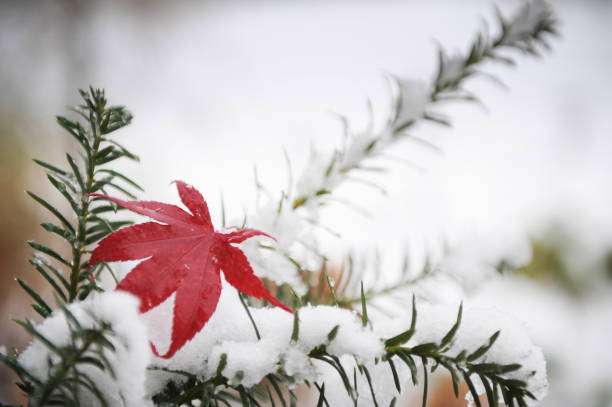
18 291 151 407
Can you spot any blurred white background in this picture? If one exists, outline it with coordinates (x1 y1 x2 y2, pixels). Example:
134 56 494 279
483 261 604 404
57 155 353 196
1 0 611 405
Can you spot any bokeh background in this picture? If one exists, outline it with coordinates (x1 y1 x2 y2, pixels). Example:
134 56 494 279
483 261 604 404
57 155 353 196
1 0 611 405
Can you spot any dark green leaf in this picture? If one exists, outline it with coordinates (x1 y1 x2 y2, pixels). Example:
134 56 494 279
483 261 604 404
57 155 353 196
440 302 462 349
94 146 114 162
95 150 124 166
327 325 340 342
96 169 143 191
467 331 500 361
421 358 428 407
32 256 69 289
14 319 60 354
462 370 483 407
360 364 379 407
325 273 338 306
106 182 137 199
291 310 299 343
266 374 287 407
469 362 521 375
56 116 89 149
312 355 354 400
27 240 70 267
315 383 328 407
423 113 452 127
26 191 75 234
85 231 112 245
479 374 496 407
66 153 85 191
501 384 513 406
28 258 67 302
78 356 106 371
238 292 261 340
410 342 438 356
33 159 67 176
86 220 132 235
31 303 50 318
454 349 467 362
395 351 417 385
364 139 378 153
502 378 528 388
360 282 368 327
41 222 75 243
440 360 460 397
91 176 113 193
387 357 401 393
385 295 416 347
46 174 81 215
106 140 139 162
89 204 120 215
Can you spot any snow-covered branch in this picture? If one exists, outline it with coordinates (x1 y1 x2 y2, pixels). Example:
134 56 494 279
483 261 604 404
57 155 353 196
243 0 557 292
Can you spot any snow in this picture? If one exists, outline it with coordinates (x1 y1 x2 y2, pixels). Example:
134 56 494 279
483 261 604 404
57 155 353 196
11 286 547 406
295 149 342 200
438 54 465 87
503 0 554 45
340 130 379 170
142 278 546 406
146 284 383 392
208 339 280 387
441 226 533 290
238 202 308 294
471 275 612 407
17 291 151 407
395 78 429 125
379 303 548 406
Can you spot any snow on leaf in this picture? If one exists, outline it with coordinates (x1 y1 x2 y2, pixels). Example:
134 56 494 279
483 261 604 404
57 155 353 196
88 181 292 359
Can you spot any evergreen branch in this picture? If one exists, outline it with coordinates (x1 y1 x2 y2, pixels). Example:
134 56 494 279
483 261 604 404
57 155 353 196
298 299 536 406
22 87 138 305
384 302 535 407
1 307 119 406
291 0 557 210
2 87 140 405
243 0 558 305
147 297 541 407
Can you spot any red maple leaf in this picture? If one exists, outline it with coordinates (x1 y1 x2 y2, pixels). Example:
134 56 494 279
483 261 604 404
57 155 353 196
88 181 292 359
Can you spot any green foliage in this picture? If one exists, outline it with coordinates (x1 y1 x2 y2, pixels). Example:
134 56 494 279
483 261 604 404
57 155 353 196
150 368 300 407
429 0 557 104
2 87 140 405
0 306 120 407
384 301 534 407
25 87 140 307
